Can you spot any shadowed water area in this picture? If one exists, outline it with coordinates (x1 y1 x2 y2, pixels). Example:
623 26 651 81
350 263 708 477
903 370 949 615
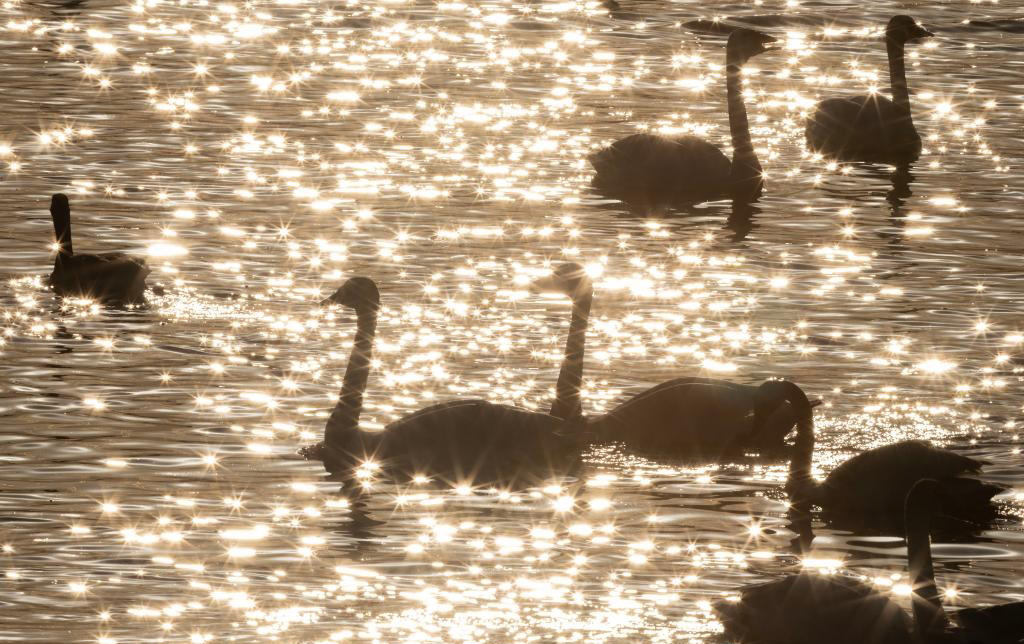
1 0 1022 641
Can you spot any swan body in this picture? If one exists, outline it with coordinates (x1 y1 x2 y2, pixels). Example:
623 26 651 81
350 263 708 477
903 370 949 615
715 572 916 644
589 28 776 210
715 479 951 644
590 378 814 460
806 15 933 164
46 194 150 304
817 441 1002 523
589 134 732 209
341 399 583 487
787 428 1004 530
303 264 593 488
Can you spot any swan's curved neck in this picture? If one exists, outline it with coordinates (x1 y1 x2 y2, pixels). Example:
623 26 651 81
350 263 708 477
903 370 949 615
324 307 378 447
549 288 592 421
906 488 949 638
725 58 762 200
786 415 818 503
886 38 912 115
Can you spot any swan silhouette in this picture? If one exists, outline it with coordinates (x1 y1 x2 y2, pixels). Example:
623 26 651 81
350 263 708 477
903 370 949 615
46 194 150 304
589 28 776 211
806 15 934 164
589 378 816 460
714 479 988 644
786 405 1004 530
302 264 593 488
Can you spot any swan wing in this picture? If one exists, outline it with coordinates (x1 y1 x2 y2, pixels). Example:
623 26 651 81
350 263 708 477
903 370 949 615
822 441 1000 520
380 400 578 485
806 95 921 163
715 573 913 644
51 252 150 303
589 133 731 206
598 380 757 458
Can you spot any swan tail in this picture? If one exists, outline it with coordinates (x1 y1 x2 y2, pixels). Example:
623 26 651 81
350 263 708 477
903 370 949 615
299 440 353 477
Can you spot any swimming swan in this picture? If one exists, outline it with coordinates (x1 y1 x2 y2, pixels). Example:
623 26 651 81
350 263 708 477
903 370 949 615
806 15 933 164
589 378 816 460
714 479 955 644
589 28 776 210
786 412 1004 530
46 193 150 304
302 265 593 488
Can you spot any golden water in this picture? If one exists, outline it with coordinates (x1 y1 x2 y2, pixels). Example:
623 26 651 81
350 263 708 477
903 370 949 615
0 0 1022 641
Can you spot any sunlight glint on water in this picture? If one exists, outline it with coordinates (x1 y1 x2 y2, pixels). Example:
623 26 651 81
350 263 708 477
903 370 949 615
0 0 1022 642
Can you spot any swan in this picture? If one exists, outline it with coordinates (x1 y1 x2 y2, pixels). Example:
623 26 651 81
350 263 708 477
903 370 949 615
806 15 933 164
46 193 150 304
589 378 817 460
713 478 953 644
589 28 776 210
786 408 1004 530
302 264 593 488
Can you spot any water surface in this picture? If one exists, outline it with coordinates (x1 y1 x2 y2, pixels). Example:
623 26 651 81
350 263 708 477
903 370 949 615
1 0 1023 642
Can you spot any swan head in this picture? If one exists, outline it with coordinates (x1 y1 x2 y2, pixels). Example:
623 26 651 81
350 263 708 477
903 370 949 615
50 193 71 217
749 380 813 448
530 263 593 300
886 15 933 44
726 28 776 63
321 276 380 312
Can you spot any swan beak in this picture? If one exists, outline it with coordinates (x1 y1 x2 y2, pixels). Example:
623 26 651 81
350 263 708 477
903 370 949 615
916 27 934 38
319 297 336 306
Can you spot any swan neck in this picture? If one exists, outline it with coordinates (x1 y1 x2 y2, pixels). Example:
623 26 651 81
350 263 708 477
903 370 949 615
886 38 912 114
906 490 949 637
786 417 817 502
725 62 762 200
549 289 591 421
325 307 377 447
51 203 73 267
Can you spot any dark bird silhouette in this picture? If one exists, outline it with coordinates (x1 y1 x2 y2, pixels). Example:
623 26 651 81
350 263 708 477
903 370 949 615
717 479 1024 644
806 15 933 164
589 378 817 461
46 194 150 305
785 405 1004 531
714 479 947 644
301 265 593 489
589 28 776 211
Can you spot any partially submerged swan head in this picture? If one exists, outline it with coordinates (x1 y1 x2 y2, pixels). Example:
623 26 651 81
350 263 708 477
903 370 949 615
321 276 380 312
886 15 933 44
748 380 813 451
530 262 593 300
726 28 777 64
905 477 943 521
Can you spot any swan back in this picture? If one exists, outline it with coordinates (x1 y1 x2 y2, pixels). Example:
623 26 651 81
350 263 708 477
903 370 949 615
715 573 914 644
819 441 1004 530
380 399 581 486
